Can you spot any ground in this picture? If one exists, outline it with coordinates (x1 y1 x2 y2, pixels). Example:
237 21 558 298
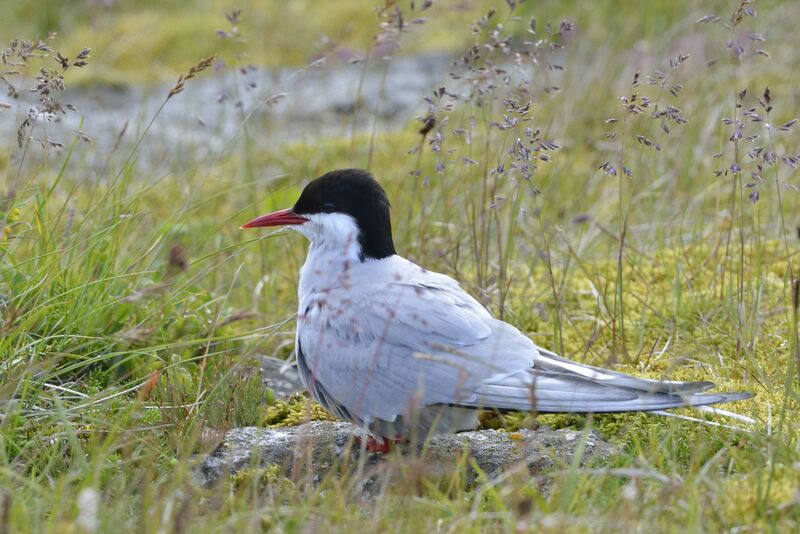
0 0 799 531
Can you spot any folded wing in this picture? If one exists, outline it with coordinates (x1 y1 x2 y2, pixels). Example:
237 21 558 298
297 256 750 426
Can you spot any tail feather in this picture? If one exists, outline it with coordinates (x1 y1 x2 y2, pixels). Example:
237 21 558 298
467 351 752 414
534 348 717 395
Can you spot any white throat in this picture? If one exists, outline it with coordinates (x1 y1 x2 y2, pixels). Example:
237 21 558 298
295 212 364 300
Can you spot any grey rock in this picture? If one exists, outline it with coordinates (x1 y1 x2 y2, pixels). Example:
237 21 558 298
197 421 616 497
260 356 304 400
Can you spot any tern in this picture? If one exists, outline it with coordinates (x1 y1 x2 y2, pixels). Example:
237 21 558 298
242 169 751 452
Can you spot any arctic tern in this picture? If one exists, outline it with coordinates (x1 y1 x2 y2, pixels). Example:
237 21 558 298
242 169 750 452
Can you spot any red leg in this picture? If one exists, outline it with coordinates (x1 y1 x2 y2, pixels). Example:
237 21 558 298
353 435 392 453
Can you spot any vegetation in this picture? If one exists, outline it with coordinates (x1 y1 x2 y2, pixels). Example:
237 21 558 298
0 0 798 531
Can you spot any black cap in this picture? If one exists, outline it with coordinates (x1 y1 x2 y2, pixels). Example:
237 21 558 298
293 169 396 261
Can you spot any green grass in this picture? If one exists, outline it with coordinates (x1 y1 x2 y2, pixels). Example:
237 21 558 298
1 0 799 531
4 0 515 86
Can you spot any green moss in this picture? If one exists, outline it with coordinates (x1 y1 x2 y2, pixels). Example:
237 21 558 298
262 393 336 427
231 464 299 499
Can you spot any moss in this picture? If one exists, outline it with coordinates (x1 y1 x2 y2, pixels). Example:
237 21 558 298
536 413 590 431
232 463 300 500
262 393 336 427
84 368 112 394
478 410 529 431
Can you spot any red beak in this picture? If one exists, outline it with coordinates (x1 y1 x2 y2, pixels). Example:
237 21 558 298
240 208 308 229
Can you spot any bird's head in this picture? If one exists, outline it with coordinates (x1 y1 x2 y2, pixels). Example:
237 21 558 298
241 168 396 261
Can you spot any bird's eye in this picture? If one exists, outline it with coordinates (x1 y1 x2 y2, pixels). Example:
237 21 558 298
322 202 335 212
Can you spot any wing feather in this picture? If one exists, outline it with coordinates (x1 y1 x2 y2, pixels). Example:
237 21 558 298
296 255 750 426
297 257 534 422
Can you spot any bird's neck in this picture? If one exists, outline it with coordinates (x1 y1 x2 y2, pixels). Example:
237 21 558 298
297 238 364 301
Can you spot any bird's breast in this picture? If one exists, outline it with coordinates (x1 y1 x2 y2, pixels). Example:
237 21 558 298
297 293 325 322
297 246 362 301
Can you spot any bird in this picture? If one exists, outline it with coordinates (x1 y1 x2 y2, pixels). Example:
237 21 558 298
241 168 751 452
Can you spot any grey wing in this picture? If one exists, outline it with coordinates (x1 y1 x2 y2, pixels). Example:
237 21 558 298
296 276 537 424
297 260 751 423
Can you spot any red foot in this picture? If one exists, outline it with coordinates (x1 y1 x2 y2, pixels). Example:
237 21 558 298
353 435 394 453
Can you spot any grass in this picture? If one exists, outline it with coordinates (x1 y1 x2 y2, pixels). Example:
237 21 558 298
3 0 520 86
1 0 799 531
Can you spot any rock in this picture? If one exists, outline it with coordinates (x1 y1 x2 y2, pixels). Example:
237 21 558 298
197 421 616 496
260 356 304 400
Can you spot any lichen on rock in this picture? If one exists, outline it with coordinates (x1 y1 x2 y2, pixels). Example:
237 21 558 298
197 421 617 497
